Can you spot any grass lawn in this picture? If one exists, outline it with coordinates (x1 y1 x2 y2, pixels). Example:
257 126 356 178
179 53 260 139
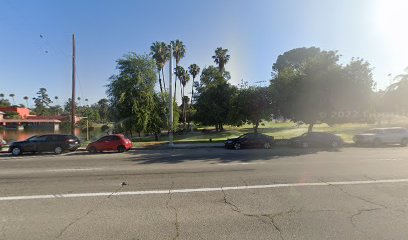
133 119 408 144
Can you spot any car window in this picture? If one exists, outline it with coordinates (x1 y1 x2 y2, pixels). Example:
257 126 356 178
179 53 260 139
35 136 48 142
111 136 121 141
98 136 110 142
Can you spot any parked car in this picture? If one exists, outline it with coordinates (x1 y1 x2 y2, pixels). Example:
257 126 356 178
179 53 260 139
290 132 343 148
8 134 80 156
0 139 6 148
224 133 274 150
86 134 133 153
353 127 408 147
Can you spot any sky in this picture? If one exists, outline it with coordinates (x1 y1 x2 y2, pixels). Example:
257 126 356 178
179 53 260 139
1 0 408 106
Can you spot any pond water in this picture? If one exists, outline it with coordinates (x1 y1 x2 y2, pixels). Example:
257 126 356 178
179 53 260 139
0 127 106 143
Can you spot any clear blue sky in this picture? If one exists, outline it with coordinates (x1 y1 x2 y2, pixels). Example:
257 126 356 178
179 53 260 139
1 0 407 106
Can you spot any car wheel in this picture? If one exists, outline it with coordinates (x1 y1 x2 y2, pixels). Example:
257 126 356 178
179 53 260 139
234 143 241 150
54 146 63 154
88 147 97 154
401 138 408 147
331 141 339 148
264 142 271 149
11 147 22 156
117 145 126 153
373 138 382 147
302 142 309 148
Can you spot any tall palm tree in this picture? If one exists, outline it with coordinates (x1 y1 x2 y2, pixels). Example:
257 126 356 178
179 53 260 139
212 47 230 72
181 70 191 126
9 94 15 105
171 40 186 101
77 97 81 106
0 93 4 99
188 64 200 106
85 98 89 106
23 96 29 108
54 96 59 105
150 41 170 94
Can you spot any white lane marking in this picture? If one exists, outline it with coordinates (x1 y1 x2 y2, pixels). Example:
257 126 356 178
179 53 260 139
0 168 104 175
2 178 408 201
45 168 103 172
217 162 265 166
376 158 402 161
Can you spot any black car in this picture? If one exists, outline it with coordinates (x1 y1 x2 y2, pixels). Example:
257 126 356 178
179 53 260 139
290 132 343 148
225 133 274 150
8 134 81 156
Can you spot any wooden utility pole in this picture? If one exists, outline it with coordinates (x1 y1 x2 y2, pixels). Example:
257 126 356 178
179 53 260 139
71 33 76 135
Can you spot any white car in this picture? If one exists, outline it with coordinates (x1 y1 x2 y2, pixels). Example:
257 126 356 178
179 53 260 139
353 127 408 147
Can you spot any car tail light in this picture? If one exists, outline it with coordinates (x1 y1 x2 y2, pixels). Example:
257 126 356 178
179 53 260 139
66 139 77 143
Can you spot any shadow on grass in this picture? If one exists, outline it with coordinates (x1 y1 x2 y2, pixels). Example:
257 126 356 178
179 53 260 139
124 147 342 165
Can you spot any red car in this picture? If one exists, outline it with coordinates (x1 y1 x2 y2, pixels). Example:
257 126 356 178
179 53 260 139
87 134 133 153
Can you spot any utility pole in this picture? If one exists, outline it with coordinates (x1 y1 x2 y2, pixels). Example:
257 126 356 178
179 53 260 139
71 33 76 136
169 44 174 146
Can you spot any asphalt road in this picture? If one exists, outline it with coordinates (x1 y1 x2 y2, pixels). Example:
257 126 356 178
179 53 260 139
1 146 408 240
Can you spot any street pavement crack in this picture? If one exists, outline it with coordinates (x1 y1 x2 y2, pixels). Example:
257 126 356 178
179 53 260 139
221 187 291 240
55 185 125 239
221 187 240 213
166 181 180 240
350 207 382 237
323 180 388 209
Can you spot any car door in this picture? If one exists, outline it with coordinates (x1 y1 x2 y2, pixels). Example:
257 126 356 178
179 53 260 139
110 136 122 150
35 135 51 152
244 134 257 148
97 136 111 151
24 136 40 152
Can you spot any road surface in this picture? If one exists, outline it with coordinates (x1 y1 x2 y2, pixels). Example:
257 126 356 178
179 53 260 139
1 147 408 239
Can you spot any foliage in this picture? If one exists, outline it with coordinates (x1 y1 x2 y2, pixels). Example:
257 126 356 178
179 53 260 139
194 65 237 131
229 87 273 133
33 88 53 116
271 47 375 131
106 53 157 136
150 41 170 94
212 47 230 72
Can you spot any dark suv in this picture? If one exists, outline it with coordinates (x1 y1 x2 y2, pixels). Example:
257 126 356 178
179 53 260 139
8 134 81 156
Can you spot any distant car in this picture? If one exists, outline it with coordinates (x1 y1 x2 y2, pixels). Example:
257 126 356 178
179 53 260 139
86 134 132 153
224 133 274 150
290 132 343 148
8 134 80 156
0 139 6 148
353 127 408 147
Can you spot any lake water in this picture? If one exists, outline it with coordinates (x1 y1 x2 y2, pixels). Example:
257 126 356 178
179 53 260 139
0 128 105 143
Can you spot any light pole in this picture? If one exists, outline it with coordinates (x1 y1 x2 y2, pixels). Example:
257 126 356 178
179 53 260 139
169 44 174 146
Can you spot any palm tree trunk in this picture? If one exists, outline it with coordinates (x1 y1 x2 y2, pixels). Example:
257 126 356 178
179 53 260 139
174 64 178 102
183 86 186 127
158 70 163 94
188 77 195 130
162 68 166 92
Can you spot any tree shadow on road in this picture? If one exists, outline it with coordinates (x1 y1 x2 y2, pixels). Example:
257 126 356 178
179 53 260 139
125 147 342 165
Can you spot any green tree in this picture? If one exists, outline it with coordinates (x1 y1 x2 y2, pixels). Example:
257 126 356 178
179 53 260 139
195 65 237 131
23 96 29 108
383 67 408 113
271 47 374 132
107 53 157 136
33 88 53 116
150 41 170 94
170 40 186 101
96 98 111 123
229 87 273 133
188 64 200 106
212 47 230 72
9 94 15 105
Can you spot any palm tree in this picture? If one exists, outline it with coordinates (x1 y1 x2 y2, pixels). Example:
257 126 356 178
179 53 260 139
150 41 170 94
181 70 190 126
0 93 4 99
212 47 230 72
9 94 15 105
77 97 81 106
54 96 59 105
171 40 186 101
85 98 89 106
23 96 29 108
188 64 200 106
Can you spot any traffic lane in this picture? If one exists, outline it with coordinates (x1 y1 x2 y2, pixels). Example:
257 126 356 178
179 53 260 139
2 148 408 196
2 182 408 239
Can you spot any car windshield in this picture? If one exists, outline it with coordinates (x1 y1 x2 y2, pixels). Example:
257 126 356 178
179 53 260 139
2 1 408 239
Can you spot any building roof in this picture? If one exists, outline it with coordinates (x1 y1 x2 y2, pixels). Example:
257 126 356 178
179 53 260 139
0 119 62 123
